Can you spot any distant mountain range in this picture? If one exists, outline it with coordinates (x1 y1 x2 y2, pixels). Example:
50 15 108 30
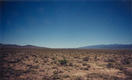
79 44 132 49
0 43 47 49
0 43 132 49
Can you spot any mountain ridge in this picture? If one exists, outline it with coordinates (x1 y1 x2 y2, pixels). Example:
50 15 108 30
79 44 132 49
0 43 47 49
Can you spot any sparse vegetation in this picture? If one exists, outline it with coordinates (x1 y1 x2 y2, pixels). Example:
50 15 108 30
1 47 132 80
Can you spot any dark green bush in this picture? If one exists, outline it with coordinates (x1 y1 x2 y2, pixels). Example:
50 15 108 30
58 58 67 66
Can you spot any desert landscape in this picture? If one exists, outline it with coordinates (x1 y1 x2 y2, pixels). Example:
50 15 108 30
1 1 132 80
1 45 132 80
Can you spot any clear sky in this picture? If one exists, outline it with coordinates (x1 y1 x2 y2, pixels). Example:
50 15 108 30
0 0 132 48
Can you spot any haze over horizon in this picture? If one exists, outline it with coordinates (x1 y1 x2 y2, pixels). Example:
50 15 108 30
0 0 132 48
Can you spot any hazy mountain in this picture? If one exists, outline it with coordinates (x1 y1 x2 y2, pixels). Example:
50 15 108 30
0 43 47 49
79 44 132 49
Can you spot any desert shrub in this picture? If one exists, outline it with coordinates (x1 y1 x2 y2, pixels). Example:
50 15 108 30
123 69 132 77
87 64 91 68
121 57 132 65
94 55 98 61
83 56 89 61
86 73 121 80
42 71 61 80
53 70 59 74
82 63 87 66
69 62 73 66
105 58 115 62
62 74 70 78
83 64 91 70
106 62 123 70
74 76 84 80
51 74 60 80
83 67 89 70
42 75 51 80
74 56 79 58
58 58 67 66
125 77 132 80
106 63 114 68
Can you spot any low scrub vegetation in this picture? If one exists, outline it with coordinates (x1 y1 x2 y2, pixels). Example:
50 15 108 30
0 48 132 80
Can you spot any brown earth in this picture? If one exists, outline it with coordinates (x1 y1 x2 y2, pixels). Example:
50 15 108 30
0 48 132 80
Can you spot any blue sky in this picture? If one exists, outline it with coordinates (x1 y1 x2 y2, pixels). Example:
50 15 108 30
0 1 132 48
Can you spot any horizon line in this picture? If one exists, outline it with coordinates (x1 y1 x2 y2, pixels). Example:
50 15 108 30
1 42 132 48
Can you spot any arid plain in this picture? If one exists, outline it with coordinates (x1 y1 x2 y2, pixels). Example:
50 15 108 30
0 47 132 80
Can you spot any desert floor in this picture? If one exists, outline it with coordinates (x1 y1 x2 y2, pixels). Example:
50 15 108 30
0 48 132 80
